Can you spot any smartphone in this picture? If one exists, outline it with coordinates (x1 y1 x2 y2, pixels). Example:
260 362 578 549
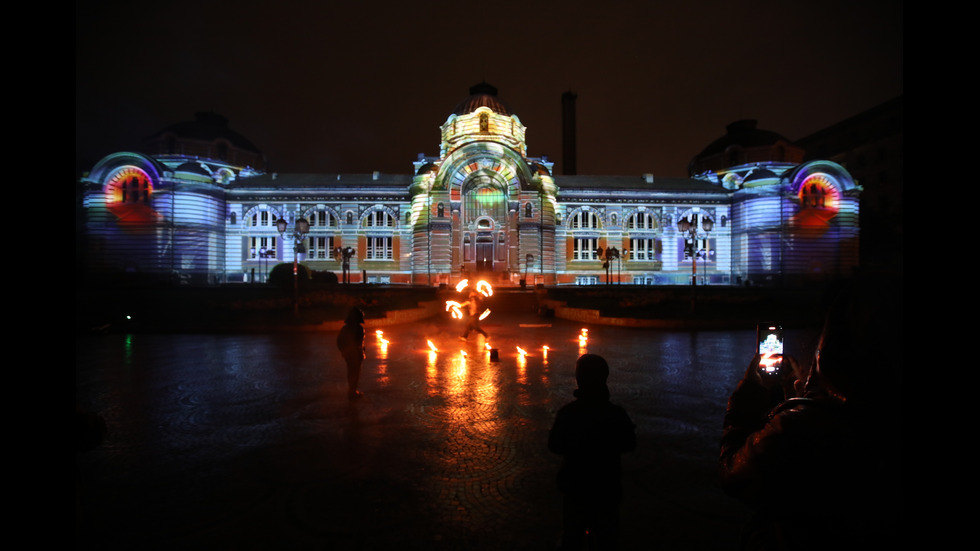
757 323 784 374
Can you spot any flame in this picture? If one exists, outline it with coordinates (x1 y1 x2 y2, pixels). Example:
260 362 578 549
485 342 492 350
517 346 527 356
479 308 491 320
476 280 493 297
427 340 438 352
460 350 467 357
445 300 463 319
455 279 469 292
542 345 550 357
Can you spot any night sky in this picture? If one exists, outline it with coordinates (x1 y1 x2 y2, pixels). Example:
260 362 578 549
76 1 902 179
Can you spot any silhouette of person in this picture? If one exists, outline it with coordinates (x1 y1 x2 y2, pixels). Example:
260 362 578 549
337 307 365 400
549 354 636 550
459 291 488 341
720 277 902 550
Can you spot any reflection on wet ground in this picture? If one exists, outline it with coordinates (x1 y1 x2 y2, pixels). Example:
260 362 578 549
76 309 821 550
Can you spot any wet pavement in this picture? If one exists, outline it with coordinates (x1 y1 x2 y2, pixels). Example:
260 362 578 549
76 299 822 550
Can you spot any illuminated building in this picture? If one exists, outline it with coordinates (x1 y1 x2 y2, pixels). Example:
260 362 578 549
79 84 860 287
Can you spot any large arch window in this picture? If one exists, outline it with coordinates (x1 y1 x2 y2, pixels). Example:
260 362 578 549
569 210 601 229
627 211 658 230
627 210 660 261
308 209 339 228
106 166 152 205
363 207 396 261
569 208 603 261
364 209 396 228
462 181 507 224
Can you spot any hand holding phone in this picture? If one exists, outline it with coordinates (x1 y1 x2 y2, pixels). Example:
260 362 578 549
757 323 784 375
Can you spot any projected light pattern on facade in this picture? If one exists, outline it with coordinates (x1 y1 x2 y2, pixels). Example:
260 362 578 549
79 86 860 286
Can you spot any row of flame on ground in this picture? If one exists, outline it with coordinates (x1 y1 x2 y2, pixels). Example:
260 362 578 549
372 328 591 363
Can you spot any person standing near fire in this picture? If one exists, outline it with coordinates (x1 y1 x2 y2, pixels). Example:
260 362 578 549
459 290 488 341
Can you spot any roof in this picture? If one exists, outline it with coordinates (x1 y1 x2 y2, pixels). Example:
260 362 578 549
144 112 262 154
451 82 512 116
694 119 795 158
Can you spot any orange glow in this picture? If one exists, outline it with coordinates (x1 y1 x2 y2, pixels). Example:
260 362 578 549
455 279 469 292
517 346 527 356
476 280 493 297
760 352 781 373
485 342 492 351
542 345 550 357
479 308 491 320
428 340 438 352
445 300 463 319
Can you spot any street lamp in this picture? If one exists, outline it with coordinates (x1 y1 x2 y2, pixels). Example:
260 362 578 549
259 246 269 283
334 246 357 285
277 214 310 316
597 246 620 285
677 212 713 286
523 253 534 288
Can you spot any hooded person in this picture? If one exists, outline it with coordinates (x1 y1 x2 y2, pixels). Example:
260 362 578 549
719 276 902 550
549 354 636 550
337 307 365 399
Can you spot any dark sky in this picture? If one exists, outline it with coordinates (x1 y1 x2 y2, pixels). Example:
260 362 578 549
76 1 902 179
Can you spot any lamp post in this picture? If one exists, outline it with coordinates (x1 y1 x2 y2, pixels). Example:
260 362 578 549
677 213 713 286
597 246 619 285
334 246 356 285
277 214 310 317
259 246 268 283
523 253 534 288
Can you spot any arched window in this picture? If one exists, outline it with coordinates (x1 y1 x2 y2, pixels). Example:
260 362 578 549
627 211 658 230
308 209 338 228
525 202 533 218
364 210 395 228
569 210 601 229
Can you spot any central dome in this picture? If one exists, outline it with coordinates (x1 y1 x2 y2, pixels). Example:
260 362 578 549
452 82 511 116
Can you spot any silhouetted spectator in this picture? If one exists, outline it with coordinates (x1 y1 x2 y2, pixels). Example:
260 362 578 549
337 307 365 400
549 353 636 550
720 277 902 550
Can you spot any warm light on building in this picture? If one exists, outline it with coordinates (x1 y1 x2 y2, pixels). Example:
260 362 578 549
79 87 861 287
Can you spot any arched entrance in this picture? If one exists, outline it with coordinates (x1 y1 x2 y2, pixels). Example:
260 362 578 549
461 177 508 274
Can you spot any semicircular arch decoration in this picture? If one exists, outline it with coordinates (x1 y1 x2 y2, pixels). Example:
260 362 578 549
104 165 158 223
793 172 842 228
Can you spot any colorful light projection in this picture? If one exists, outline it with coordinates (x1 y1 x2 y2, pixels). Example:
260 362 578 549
105 166 157 224
793 173 841 229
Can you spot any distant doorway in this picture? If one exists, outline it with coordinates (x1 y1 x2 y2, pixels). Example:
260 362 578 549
476 236 493 272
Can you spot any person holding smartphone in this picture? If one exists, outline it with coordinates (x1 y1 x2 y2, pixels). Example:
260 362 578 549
719 278 901 550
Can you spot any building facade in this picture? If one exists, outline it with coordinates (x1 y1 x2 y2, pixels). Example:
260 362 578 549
79 84 860 287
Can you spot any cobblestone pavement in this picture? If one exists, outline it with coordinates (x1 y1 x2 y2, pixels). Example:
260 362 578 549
76 300 819 550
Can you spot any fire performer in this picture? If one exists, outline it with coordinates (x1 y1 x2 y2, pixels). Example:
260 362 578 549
459 290 488 341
